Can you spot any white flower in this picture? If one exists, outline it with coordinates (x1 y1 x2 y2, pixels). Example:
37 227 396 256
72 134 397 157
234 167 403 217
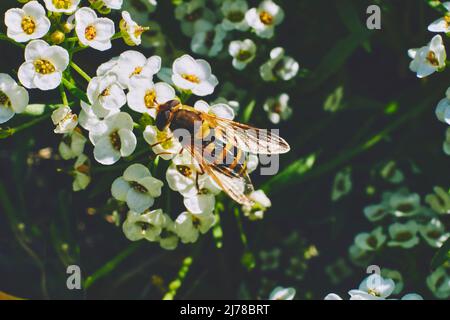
260 47 299 81
89 112 137 165
0 74 29 124
18 40 69 91
174 211 216 244
194 100 235 119
127 79 176 117
122 209 166 241
112 163 164 213
43 0 80 14
354 226 386 251
191 23 227 57
59 128 86 160
143 125 182 160
172 54 218 96
121 0 157 25
419 219 449 248
408 35 446 78
113 51 161 89
401 293 423 300
5 1 51 43
73 154 91 191
228 39 257 70
425 186 450 214
96 56 119 77
174 0 216 37
51 105 78 134
75 7 115 51
427 267 450 299
158 213 179 250
221 0 249 31
242 190 271 221
269 287 295 300
87 75 126 117
263 93 292 125
103 0 123 10
348 244 374 267
435 88 450 125
120 11 149 46
183 192 216 214
245 0 284 39
387 221 420 249
428 3 450 33
381 269 404 295
348 274 395 300
78 100 118 132
389 191 420 217
324 293 343 300
363 203 389 222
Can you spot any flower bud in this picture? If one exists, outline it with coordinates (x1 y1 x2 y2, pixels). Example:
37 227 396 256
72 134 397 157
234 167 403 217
50 30 65 45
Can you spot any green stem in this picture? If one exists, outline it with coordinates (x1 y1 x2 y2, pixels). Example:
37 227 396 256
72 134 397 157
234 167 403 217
234 207 248 248
70 61 92 82
162 256 194 300
59 84 69 106
0 33 25 48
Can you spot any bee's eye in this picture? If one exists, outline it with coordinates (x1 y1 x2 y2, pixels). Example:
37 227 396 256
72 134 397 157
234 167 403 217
156 110 170 131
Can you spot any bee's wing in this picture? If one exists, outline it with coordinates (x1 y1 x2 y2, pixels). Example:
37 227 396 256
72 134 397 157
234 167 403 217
201 113 291 155
184 143 255 206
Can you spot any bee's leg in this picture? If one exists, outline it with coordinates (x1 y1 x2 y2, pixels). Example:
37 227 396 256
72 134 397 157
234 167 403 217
150 135 174 148
195 165 206 191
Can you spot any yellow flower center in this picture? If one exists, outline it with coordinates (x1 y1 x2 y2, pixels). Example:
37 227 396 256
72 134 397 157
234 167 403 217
182 74 200 84
426 51 439 67
53 0 72 10
34 59 56 74
85 25 97 41
134 26 150 38
144 89 156 108
445 15 450 27
367 289 381 297
101 88 110 97
156 130 172 149
259 11 274 25
176 165 193 177
21 16 36 35
110 130 121 151
0 91 11 108
131 66 143 77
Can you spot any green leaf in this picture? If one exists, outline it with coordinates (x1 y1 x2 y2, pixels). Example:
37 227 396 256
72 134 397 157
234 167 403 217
62 78 88 103
240 99 256 123
431 237 450 269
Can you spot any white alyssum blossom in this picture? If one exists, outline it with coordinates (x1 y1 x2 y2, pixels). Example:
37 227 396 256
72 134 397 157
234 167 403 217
348 274 395 300
428 2 450 33
78 100 118 132
221 0 249 31
158 213 179 250
263 93 292 124
348 244 373 267
269 287 296 300
228 39 257 70
174 210 216 244
435 87 450 125
183 192 216 215
87 74 126 117
331 167 352 201
5 1 51 43
89 112 137 165
143 125 182 160
73 154 91 191
425 186 450 214
0 74 29 124
260 47 299 81
191 22 227 57
242 190 271 221
59 129 86 160
122 209 166 241
127 78 176 117
381 269 404 295
102 0 123 10
245 0 284 39
43 0 80 14
18 40 69 91
120 11 149 46
174 0 215 37
389 191 421 217
75 7 115 51
419 218 449 248
401 293 424 300
112 164 164 213
121 0 157 25
354 226 387 251
427 267 450 299
408 35 446 78
51 105 78 134
194 100 235 119
387 221 420 249
112 51 161 89
172 54 218 96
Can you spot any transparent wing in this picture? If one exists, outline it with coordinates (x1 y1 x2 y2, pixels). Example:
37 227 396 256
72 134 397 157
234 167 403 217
201 113 291 155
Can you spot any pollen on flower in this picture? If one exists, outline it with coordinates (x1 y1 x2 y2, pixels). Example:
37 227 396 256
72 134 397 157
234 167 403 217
367 289 381 297
0 91 12 108
182 74 200 84
130 181 149 193
85 25 97 41
131 66 143 77
53 0 72 10
176 165 193 177
156 130 173 149
445 15 450 27
34 59 56 75
110 131 122 151
144 90 156 108
259 11 274 25
134 26 150 38
426 51 439 66
21 16 36 35
101 88 111 97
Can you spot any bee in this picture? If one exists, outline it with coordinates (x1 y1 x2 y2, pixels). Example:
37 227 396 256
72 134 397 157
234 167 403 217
154 100 290 206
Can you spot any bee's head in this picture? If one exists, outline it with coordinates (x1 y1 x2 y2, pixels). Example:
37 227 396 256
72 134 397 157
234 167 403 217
156 100 180 131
